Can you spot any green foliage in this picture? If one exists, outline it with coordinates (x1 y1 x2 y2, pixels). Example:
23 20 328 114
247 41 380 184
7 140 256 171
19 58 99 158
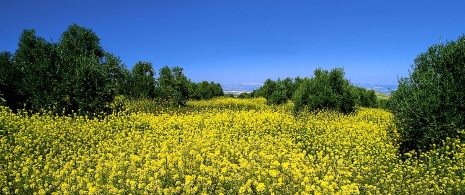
54 24 125 115
131 61 156 99
252 69 374 114
355 86 377 108
237 92 252 99
253 78 296 105
293 68 357 114
0 51 22 110
158 66 190 106
0 24 129 116
188 81 224 100
1 24 224 116
389 35 465 153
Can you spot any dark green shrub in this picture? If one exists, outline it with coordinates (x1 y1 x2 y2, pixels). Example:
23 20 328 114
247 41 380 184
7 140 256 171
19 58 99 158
389 35 465 153
237 92 252 99
0 24 129 116
131 61 156 99
188 81 224 100
355 86 377 107
0 51 23 110
293 68 357 114
253 78 295 105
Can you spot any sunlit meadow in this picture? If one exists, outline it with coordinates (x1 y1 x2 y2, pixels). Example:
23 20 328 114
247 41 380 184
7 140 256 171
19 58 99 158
1 97 464 194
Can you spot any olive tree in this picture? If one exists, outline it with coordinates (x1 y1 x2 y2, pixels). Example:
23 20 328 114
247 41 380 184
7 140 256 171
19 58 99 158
389 35 465 153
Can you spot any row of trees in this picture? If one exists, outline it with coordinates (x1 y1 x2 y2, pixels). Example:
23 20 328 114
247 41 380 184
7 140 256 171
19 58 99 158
0 24 223 115
249 68 377 114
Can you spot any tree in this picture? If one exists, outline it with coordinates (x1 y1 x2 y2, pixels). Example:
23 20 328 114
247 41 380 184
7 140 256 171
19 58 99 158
131 61 156 98
1 24 128 115
293 68 356 114
253 78 287 105
102 53 131 97
172 66 189 105
157 66 190 106
389 35 465 153
0 51 19 108
158 66 176 103
11 29 58 112
56 24 111 115
355 86 377 108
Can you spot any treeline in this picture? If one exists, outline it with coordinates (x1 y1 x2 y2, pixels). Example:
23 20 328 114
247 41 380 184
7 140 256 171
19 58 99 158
0 24 223 115
245 68 378 114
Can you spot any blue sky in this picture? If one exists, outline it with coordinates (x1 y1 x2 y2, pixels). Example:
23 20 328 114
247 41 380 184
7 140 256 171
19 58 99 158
1 1 464 85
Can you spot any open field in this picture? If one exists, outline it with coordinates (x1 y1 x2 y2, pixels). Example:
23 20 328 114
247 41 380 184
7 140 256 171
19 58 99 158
1 98 464 194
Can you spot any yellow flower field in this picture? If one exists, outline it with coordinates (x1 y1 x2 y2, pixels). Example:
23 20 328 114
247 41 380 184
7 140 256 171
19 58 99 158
1 98 464 194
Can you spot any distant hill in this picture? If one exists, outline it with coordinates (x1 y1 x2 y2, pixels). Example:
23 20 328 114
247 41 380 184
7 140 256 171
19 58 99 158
222 82 397 95
222 83 262 95
353 83 397 94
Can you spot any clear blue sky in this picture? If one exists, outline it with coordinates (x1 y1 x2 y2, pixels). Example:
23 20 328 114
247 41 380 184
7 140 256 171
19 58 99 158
1 1 464 85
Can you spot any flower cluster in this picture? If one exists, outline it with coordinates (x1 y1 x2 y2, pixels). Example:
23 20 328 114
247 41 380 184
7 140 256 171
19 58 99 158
0 98 464 194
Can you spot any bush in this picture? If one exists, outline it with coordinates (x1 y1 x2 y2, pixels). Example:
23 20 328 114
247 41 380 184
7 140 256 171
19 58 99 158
252 77 297 105
355 86 377 108
293 68 357 114
389 35 465 153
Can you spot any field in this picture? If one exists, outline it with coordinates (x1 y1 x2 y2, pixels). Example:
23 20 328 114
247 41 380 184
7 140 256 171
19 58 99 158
1 97 464 194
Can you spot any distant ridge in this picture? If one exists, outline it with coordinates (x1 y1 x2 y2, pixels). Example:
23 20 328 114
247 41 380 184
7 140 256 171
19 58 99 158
222 83 397 95
353 83 397 94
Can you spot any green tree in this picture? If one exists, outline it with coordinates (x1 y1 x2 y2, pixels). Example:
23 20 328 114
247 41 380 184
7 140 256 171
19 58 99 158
172 66 189 104
254 78 286 105
56 24 111 115
389 35 465 153
131 61 156 98
212 82 224 97
1 24 128 115
355 86 377 108
157 66 190 106
11 29 58 112
0 51 20 108
190 81 224 100
102 53 131 97
293 68 356 114
158 66 175 100
281 77 296 100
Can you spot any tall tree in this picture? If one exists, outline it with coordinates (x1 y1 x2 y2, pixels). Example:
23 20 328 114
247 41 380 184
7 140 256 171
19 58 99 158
158 65 175 101
389 35 465 153
131 61 156 98
0 51 21 108
55 24 112 115
11 29 58 111
293 68 356 114
172 66 189 104
102 53 131 97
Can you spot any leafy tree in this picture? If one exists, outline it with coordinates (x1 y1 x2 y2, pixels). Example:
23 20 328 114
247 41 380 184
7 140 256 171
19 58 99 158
172 66 190 104
102 53 131 97
281 77 296 100
11 29 58 112
158 66 175 99
389 35 465 153
157 66 190 106
355 86 377 108
253 78 287 105
212 82 224 97
55 24 111 115
237 92 252 99
131 61 156 98
189 81 224 100
293 68 356 114
0 51 18 108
